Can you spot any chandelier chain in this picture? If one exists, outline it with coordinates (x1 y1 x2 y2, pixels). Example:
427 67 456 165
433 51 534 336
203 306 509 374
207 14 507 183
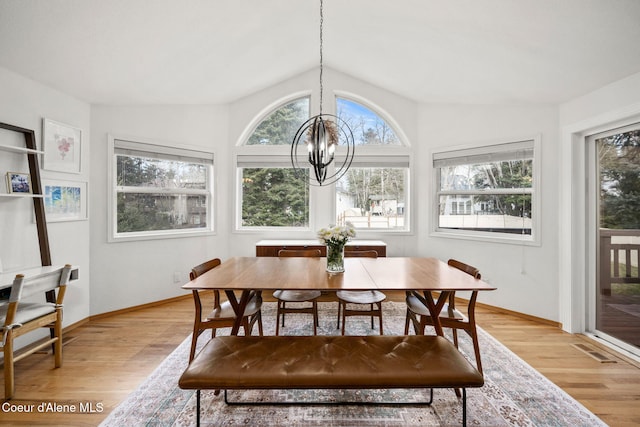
290 0 355 186
319 0 324 115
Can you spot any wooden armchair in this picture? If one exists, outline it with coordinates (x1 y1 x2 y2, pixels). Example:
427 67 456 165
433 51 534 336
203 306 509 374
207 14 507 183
404 258 483 374
188 258 263 362
1 264 73 399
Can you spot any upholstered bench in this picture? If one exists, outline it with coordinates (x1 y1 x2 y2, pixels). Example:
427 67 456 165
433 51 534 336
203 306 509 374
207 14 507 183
179 335 484 426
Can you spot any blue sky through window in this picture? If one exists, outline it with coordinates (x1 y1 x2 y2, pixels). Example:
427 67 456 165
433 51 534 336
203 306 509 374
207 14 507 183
336 98 400 145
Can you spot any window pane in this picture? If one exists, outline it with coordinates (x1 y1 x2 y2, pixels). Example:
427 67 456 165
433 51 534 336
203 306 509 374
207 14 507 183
336 167 407 229
434 139 536 239
438 194 532 234
597 129 640 229
336 98 401 146
439 159 533 191
117 193 208 232
117 154 207 190
246 98 310 145
111 138 214 240
241 168 309 227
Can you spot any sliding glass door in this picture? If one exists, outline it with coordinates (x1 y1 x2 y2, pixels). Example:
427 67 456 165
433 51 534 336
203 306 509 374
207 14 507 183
590 124 640 356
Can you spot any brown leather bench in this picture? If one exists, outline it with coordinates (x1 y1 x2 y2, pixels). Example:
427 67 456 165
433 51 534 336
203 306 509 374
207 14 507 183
179 335 484 426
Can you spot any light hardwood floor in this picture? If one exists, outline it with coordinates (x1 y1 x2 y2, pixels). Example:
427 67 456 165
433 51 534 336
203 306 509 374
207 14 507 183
1 295 639 426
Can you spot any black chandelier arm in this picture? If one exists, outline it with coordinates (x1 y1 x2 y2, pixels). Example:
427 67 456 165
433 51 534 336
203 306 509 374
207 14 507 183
290 114 355 186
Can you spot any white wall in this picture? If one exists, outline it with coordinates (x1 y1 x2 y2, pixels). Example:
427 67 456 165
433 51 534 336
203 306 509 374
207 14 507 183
0 66 91 343
416 104 560 321
90 105 228 314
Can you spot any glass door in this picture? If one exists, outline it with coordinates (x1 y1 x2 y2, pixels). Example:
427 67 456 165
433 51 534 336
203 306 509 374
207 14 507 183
590 124 640 356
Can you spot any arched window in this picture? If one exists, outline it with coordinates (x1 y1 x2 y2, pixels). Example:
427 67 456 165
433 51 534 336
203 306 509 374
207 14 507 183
335 97 410 231
236 97 311 229
235 94 411 232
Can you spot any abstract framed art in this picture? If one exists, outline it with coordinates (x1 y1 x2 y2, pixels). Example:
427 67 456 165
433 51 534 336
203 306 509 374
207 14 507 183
43 179 88 222
42 118 82 173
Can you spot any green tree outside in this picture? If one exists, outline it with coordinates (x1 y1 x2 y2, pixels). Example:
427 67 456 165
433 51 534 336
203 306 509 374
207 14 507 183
116 155 208 232
246 98 309 145
241 168 309 227
472 160 533 217
599 130 640 229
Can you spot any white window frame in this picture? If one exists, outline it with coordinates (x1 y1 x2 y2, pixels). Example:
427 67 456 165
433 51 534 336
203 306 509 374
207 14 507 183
108 134 215 242
431 136 541 245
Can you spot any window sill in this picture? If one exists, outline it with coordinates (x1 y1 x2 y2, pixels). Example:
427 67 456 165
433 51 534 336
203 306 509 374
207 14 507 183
430 229 540 246
109 229 215 243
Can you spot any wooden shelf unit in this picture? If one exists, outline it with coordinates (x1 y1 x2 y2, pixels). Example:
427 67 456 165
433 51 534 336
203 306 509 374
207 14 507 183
0 193 44 199
0 121 51 267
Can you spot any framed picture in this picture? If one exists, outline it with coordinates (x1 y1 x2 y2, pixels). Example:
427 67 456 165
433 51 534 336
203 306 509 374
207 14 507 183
42 118 82 173
43 179 88 222
6 172 32 194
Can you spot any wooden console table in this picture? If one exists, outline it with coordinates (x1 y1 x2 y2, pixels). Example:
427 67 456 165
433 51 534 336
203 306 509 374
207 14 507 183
256 240 386 257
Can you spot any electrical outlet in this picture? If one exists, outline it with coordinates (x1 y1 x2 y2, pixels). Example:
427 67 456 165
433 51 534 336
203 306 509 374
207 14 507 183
173 272 182 283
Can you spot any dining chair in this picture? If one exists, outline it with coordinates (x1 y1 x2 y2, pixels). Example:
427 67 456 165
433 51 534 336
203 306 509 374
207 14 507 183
1 264 73 399
404 258 483 374
273 249 322 336
336 250 386 335
188 258 263 362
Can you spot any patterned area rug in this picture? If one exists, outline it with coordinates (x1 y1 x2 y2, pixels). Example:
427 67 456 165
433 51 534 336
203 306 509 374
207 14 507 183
100 302 606 426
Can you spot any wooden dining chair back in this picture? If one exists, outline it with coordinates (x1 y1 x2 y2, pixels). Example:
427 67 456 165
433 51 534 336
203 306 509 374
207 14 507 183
1 264 73 399
337 250 386 335
277 249 322 257
273 249 322 335
188 258 263 362
404 258 483 374
345 250 378 258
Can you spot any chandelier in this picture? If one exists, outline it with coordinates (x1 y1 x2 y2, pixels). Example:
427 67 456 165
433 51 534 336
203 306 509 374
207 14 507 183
291 0 355 186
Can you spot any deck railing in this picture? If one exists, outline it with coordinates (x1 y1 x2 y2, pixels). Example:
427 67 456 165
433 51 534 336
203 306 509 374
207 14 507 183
599 229 640 295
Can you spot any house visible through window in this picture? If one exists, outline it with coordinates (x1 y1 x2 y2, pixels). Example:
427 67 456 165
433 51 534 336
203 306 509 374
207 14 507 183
433 139 537 241
109 137 214 241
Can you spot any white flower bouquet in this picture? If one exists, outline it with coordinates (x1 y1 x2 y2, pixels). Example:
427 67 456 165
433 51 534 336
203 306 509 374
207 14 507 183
317 222 356 247
317 222 355 273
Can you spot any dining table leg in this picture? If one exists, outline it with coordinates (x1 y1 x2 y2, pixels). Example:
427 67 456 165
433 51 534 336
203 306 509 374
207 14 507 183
224 289 252 336
421 290 451 337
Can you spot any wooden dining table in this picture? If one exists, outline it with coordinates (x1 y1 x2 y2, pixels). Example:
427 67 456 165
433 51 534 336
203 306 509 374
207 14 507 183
181 256 496 336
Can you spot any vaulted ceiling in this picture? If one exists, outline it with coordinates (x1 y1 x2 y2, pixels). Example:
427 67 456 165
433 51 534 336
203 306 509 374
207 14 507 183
1 0 639 106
